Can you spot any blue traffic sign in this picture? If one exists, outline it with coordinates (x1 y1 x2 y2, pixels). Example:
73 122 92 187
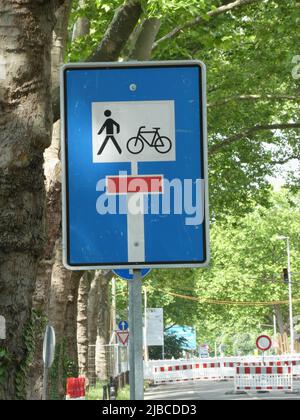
118 320 129 331
61 61 209 270
113 269 151 281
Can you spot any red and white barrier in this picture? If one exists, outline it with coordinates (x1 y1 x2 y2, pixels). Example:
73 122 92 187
234 366 293 392
153 362 223 384
146 355 300 384
66 377 86 400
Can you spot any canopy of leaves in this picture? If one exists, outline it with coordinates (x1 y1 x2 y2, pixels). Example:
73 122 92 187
114 191 300 352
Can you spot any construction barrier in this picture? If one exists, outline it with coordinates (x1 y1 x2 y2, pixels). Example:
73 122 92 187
153 362 223 384
234 366 293 392
146 355 300 384
66 377 86 400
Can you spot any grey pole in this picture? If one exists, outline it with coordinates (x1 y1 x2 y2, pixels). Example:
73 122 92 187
129 269 144 400
42 366 49 401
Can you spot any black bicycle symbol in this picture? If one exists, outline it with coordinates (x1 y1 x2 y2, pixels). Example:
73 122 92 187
127 126 172 155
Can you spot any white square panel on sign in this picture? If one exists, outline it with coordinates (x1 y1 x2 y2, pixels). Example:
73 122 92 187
92 100 176 163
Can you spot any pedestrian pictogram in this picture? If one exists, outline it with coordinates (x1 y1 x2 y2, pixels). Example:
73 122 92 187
91 100 176 164
97 110 121 155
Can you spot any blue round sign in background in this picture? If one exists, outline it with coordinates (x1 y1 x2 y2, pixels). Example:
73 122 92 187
113 269 151 281
118 320 129 331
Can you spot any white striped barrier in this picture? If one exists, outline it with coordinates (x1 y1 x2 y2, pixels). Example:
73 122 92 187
153 362 224 384
234 366 293 392
145 356 300 382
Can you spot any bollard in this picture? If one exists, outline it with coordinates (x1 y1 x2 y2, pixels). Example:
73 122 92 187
103 385 108 400
109 376 116 400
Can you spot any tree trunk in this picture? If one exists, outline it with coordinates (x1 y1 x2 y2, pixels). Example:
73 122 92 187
274 305 286 336
64 271 83 378
26 1 72 400
47 239 72 399
129 18 161 61
0 1 56 400
77 272 91 380
96 273 112 381
87 272 101 385
72 0 90 41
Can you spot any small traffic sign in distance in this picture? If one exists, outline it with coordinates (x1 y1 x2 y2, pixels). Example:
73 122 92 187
116 330 129 346
118 320 128 331
61 60 209 270
256 335 272 352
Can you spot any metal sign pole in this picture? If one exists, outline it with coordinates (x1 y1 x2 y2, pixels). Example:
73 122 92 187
42 365 49 401
42 325 56 400
129 269 144 400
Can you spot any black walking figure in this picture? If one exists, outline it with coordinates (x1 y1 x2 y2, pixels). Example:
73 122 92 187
97 110 121 155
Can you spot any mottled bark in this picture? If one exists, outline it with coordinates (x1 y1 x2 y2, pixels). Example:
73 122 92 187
72 0 90 41
47 239 72 399
274 306 286 336
129 18 161 61
77 272 91 379
87 273 101 385
0 0 56 400
27 1 72 400
64 271 83 375
95 274 112 381
88 0 142 62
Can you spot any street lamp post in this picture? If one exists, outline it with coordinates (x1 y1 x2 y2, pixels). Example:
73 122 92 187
276 236 295 354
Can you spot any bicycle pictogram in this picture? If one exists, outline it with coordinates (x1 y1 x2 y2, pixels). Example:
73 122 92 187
127 126 172 155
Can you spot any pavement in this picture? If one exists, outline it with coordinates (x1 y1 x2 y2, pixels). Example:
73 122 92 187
145 380 300 400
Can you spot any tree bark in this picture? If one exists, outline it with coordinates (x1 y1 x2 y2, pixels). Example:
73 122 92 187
274 305 286 336
87 272 101 385
129 18 161 61
96 273 112 381
72 0 90 41
26 1 73 400
77 272 91 380
47 239 72 399
87 0 143 62
64 270 83 377
0 1 56 400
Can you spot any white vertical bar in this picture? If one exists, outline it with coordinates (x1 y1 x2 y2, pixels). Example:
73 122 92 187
127 193 145 262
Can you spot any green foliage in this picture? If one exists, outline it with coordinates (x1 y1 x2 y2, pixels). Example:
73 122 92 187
67 0 124 62
114 191 300 355
0 348 11 393
15 310 47 400
66 0 300 217
49 339 78 400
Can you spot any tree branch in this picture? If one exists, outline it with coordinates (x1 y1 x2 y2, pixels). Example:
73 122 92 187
52 0 143 123
271 155 299 165
154 0 263 48
209 123 300 155
208 94 299 108
87 0 142 62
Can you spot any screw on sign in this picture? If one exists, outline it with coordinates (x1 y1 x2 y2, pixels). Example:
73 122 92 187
256 335 272 352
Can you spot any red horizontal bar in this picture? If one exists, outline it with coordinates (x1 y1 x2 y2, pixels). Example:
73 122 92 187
106 175 163 194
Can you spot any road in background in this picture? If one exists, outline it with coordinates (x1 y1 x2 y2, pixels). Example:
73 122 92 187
145 380 300 401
